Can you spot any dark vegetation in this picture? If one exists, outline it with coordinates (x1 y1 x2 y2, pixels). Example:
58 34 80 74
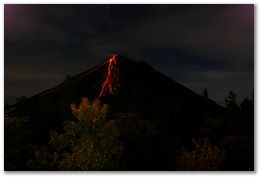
4 55 254 171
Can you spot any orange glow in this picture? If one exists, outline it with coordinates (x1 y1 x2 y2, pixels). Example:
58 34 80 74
99 54 119 97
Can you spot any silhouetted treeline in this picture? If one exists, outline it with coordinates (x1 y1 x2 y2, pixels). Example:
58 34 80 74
5 89 254 171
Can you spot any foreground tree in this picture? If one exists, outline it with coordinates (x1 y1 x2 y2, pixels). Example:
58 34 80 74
176 137 225 170
28 97 124 170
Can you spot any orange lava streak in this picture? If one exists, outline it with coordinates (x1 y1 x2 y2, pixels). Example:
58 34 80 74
99 54 119 97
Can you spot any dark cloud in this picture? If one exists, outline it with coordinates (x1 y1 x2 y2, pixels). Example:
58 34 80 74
4 4 254 105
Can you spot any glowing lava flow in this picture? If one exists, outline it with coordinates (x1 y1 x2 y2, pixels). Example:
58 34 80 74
99 54 120 97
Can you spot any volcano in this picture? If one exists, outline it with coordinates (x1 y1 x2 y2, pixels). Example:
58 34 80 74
9 54 225 170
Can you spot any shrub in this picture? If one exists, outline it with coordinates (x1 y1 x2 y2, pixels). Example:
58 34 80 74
177 137 225 170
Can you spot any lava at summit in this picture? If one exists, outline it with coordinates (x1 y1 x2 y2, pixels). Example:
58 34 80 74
99 54 120 97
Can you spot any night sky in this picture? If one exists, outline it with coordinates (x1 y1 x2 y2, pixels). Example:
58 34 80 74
4 4 254 105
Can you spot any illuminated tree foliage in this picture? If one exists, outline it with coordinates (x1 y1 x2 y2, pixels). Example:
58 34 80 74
177 137 225 170
27 97 123 170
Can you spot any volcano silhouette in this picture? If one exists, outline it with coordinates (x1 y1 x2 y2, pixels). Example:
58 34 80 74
11 54 225 170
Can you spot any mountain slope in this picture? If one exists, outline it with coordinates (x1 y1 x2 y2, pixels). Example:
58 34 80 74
12 54 223 125
9 54 225 169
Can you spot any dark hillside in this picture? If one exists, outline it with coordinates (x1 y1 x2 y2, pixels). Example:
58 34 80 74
6 54 226 170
